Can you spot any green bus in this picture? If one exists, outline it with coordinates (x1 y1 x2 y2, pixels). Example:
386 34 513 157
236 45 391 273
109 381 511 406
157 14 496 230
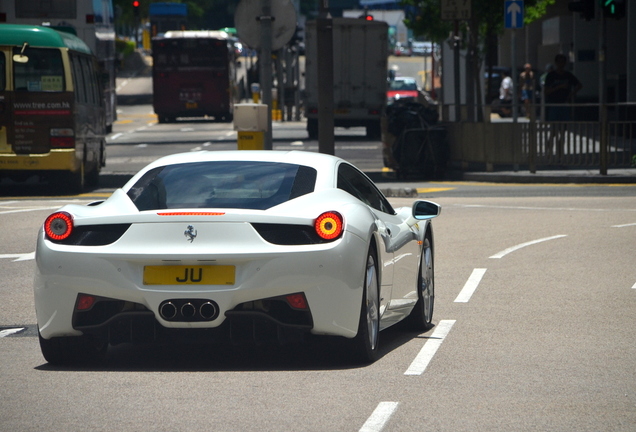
0 24 106 191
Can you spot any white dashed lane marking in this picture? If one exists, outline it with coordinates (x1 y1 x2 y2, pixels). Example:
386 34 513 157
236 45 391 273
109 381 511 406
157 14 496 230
454 268 487 303
0 328 25 337
404 320 456 376
359 402 399 432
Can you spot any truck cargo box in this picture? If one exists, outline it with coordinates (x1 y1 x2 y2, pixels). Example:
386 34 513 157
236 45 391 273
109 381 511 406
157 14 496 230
304 18 388 139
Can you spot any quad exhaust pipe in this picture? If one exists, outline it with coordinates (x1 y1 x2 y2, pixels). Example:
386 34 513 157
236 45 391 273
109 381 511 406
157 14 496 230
159 299 219 322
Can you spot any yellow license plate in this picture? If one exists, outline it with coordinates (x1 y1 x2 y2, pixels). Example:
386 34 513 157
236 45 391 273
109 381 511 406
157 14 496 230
185 102 198 109
143 265 235 285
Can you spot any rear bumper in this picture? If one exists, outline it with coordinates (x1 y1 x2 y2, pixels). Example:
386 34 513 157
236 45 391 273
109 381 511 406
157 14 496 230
0 149 78 172
35 228 368 341
74 307 311 346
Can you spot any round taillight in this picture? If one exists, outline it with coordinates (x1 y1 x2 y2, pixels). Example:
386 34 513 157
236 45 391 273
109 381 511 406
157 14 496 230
44 211 74 241
314 211 343 240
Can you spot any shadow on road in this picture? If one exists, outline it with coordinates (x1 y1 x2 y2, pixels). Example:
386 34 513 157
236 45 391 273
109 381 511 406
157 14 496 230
34 322 434 373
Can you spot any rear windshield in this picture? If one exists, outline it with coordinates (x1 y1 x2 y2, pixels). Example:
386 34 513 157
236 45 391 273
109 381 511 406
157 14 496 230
127 161 317 211
153 39 229 69
389 79 417 91
13 47 65 92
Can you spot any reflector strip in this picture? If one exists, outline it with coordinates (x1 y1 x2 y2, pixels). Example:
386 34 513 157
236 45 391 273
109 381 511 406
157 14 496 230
286 293 308 310
76 294 96 310
157 212 225 216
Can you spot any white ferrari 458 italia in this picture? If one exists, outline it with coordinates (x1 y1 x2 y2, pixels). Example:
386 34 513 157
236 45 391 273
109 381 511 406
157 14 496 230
35 151 440 364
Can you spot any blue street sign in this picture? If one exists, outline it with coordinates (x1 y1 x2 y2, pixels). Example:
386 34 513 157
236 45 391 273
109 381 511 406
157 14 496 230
504 0 524 29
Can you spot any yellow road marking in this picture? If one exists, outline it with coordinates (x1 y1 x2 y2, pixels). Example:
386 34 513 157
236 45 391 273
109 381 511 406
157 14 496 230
416 187 456 193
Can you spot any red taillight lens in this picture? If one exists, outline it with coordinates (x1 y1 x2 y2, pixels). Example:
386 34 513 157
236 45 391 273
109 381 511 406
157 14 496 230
286 293 308 310
44 211 74 241
76 294 96 310
314 211 343 240
50 128 75 149
50 136 75 148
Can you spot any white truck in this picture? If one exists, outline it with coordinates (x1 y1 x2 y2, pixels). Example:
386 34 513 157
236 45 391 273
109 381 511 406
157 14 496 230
304 18 388 139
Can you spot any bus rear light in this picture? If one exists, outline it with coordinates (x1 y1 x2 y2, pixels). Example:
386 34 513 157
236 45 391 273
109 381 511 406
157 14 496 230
50 136 75 148
44 211 74 241
85 14 95 24
50 128 75 148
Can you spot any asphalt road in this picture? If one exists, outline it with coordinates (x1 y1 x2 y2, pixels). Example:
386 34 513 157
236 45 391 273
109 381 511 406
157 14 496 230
1 193 635 431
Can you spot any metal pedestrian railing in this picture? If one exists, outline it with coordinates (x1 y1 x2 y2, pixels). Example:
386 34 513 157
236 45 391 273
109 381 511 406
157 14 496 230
443 102 636 174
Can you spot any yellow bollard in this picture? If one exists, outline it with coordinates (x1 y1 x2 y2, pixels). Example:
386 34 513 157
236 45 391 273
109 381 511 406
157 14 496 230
237 131 264 150
234 103 268 150
251 83 260 103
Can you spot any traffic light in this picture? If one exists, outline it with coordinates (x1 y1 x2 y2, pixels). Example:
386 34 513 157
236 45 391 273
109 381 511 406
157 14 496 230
601 0 626 19
132 0 140 18
358 14 374 21
568 0 595 21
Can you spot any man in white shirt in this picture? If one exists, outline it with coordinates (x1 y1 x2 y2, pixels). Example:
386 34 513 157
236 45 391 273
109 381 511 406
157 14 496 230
498 70 513 117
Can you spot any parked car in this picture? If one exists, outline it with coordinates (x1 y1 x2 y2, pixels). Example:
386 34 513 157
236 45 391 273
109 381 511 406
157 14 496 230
35 150 441 365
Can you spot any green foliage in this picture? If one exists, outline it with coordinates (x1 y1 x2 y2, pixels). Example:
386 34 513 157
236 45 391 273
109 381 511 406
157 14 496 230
401 1 450 43
631 154 636 168
400 0 552 42
115 37 135 58
525 0 556 24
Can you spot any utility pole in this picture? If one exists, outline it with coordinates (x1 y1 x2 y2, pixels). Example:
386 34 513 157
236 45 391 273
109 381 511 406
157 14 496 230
316 0 334 155
259 0 273 149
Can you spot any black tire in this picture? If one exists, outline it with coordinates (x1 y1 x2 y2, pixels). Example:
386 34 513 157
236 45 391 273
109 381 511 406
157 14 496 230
38 330 107 365
407 230 434 331
66 161 85 194
347 247 381 364
85 159 100 188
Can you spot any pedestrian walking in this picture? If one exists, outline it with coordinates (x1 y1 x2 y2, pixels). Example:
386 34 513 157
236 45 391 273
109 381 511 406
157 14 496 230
498 70 513 117
544 54 582 121
519 63 535 118
543 54 583 161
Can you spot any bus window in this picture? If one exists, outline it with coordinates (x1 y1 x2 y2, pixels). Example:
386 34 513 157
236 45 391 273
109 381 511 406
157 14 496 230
13 48 64 92
80 56 98 105
70 54 86 103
